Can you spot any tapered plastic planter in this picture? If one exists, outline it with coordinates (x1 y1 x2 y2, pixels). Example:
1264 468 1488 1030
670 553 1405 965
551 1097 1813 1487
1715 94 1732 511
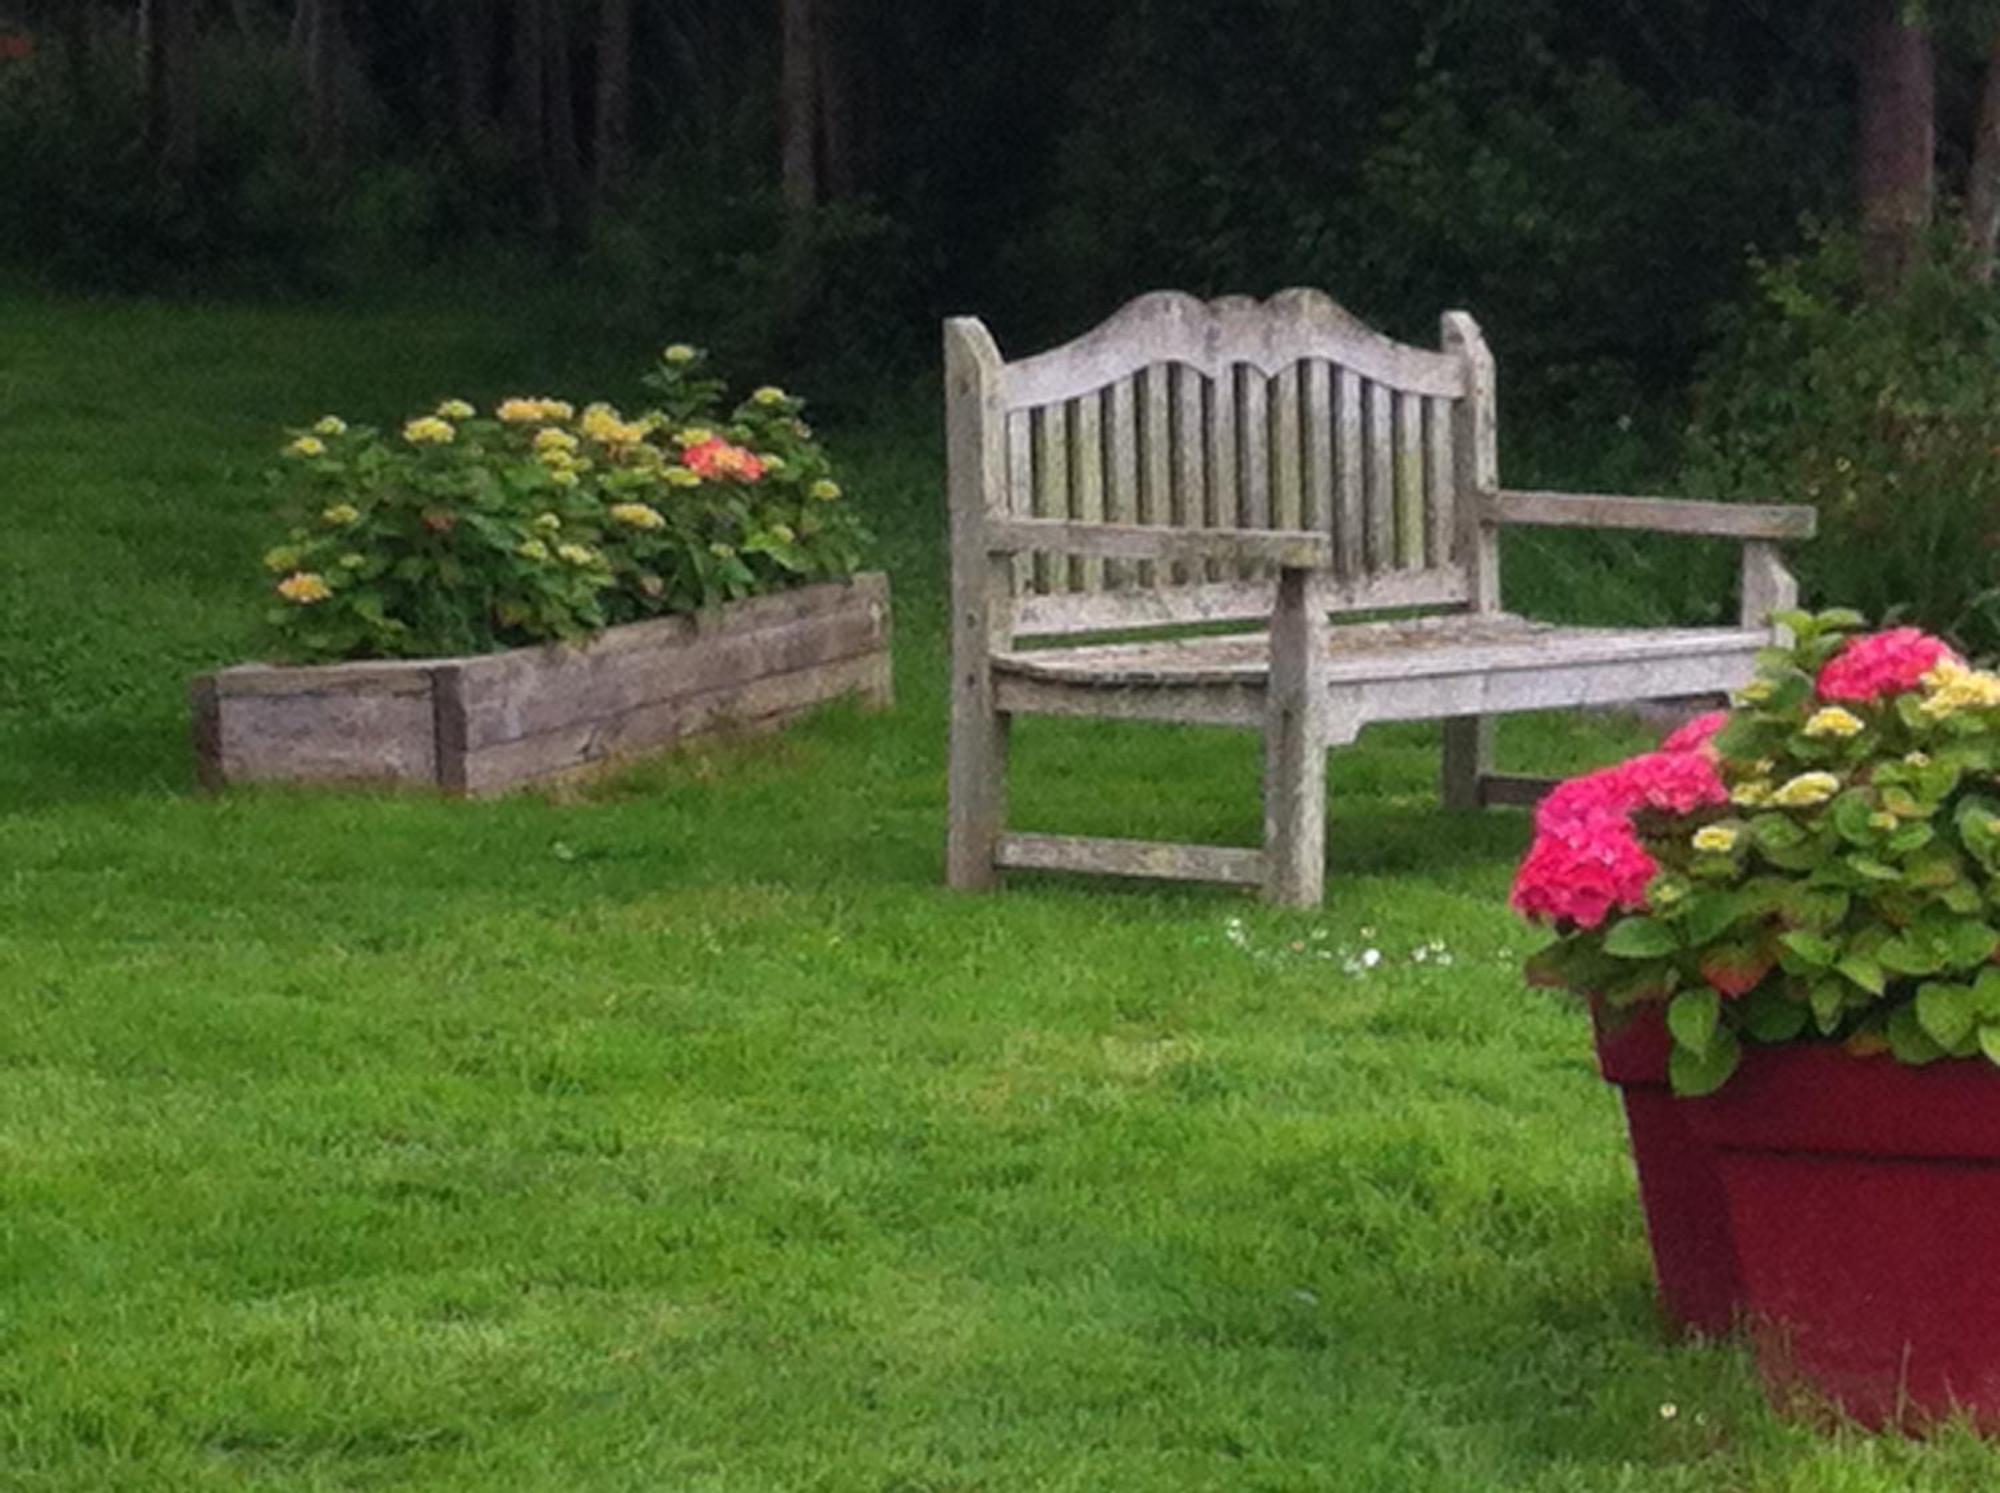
1680 1046 2000 1430
1591 1005 1744 1338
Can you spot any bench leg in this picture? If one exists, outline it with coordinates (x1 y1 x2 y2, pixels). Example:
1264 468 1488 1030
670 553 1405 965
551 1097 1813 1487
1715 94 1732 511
947 706 1010 890
1263 699 1327 908
1441 715 1493 811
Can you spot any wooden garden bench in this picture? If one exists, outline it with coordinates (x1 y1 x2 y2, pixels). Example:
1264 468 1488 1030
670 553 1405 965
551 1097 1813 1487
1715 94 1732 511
943 289 1816 906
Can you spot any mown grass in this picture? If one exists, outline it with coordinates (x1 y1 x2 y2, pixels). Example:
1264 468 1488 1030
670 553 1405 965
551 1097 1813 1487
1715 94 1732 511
4 294 1999 1490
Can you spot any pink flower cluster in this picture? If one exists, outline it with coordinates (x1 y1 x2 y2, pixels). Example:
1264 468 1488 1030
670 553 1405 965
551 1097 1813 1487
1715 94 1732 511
1815 628 1957 703
1510 730 1727 931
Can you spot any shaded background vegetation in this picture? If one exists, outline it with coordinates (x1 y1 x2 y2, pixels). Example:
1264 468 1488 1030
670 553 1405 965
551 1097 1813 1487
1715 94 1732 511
9 0 2000 638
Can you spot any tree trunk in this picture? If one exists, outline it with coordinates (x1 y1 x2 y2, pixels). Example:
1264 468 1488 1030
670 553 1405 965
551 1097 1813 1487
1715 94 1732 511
593 0 632 200
450 0 496 155
816 0 857 199
143 0 199 176
1967 27 2000 282
544 0 585 242
511 0 555 230
780 0 818 212
1857 0 1935 293
303 0 347 169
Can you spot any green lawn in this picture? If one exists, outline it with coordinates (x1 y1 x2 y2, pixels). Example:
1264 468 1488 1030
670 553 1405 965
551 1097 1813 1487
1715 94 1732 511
4 294 1998 1490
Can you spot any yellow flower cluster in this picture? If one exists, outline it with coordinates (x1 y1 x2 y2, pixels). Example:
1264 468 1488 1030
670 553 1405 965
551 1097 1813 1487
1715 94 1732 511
1770 771 1840 808
1802 706 1864 738
518 539 550 562
809 479 842 502
609 502 666 530
321 503 360 527
752 385 788 407
581 403 648 447
277 571 332 604
498 397 575 424
662 344 698 365
663 466 701 488
1692 825 1738 853
1731 781 1769 807
436 398 476 420
285 435 326 458
1919 659 2000 718
534 427 579 455
312 416 347 436
403 416 456 446
556 543 599 567
264 546 301 572
532 512 562 533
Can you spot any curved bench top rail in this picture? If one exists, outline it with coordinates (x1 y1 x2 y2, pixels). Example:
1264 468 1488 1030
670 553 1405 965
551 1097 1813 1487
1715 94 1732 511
997 289 1468 410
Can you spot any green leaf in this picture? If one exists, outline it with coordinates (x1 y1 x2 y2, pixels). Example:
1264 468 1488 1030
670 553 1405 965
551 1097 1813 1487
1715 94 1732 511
1887 1004 1947 1065
1878 934 1944 977
1837 954 1886 995
1980 1024 2000 1068
1667 987 1721 1054
1681 891 1744 946
1741 990 1810 1043
1916 982 1976 1048
1843 854 1902 883
1810 979 1848 1034
1669 1029 1742 1097
1779 930 1837 968
1603 917 1679 959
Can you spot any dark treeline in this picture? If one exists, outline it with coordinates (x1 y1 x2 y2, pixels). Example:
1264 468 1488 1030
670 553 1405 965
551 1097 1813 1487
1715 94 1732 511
5 1 2000 410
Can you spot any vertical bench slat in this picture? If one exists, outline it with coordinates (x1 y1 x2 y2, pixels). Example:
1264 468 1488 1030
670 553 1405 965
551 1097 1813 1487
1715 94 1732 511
1033 403 1070 591
1173 364 1212 580
1070 393 1105 591
1335 367 1365 580
1395 389 1425 570
1208 360 1241 580
1238 367 1271 578
1141 365 1176 581
1271 364 1303 534
1106 376 1139 588
1302 360 1334 541
1365 379 1393 572
1006 409 1033 595
1426 394 1456 568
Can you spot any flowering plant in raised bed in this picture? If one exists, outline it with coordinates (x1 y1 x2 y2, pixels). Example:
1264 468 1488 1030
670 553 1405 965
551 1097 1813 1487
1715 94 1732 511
260 345 867 662
1516 609 2000 1095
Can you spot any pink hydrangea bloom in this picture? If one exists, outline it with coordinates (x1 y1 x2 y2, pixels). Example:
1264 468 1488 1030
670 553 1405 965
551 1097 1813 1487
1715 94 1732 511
1815 628 1958 704
1660 710 1727 755
1509 821 1659 930
1617 750 1729 817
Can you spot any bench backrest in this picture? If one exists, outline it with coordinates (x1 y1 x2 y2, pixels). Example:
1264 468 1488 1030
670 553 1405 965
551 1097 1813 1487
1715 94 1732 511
945 289 1499 642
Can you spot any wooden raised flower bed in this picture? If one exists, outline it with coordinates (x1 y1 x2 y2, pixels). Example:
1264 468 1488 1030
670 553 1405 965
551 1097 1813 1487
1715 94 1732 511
190 573 891 796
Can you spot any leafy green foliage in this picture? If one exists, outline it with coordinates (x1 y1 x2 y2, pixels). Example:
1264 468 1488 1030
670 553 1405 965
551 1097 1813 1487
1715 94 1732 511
1686 230 2000 654
1526 609 2000 1093
261 349 867 662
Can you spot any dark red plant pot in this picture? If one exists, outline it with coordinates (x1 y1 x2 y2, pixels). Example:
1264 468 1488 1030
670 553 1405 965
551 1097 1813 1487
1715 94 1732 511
1591 1003 1744 1339
1681 1045 2000 1431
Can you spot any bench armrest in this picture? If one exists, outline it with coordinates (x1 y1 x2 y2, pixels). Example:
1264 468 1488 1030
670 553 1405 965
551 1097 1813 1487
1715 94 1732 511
1485 489 1816 542
985 517 1334 570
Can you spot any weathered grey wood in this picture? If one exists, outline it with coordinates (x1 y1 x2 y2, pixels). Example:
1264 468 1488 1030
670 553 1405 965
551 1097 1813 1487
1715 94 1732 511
1173 364 1211 580
1334 367 1364 578
196 578 895 798
947 313 1014 890
1071 393 1105 591
189 675 222 790
996 831 1264 887
1010 568 1471 639
1440 310 1499 810
1105 376 1139 587
1002 288 1467 409
1142 364 1177 580
1365 380 1394 572
1238 368 1272 540
1005 409 1033 596
986 517 1332 569
1489 489 1818 540
1740 540 1798 640
1263 568 1331 906
460 650 891 795
943 292 1814 906
1271 364 1304 533
1033 401 1069 593
1302 360 1334 539
1395 390 1425 569
1425 395 1455 568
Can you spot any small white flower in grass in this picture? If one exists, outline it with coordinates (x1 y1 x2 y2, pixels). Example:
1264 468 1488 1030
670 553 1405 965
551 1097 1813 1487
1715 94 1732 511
1659 1403 1678 1421
1361 947 1381 968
